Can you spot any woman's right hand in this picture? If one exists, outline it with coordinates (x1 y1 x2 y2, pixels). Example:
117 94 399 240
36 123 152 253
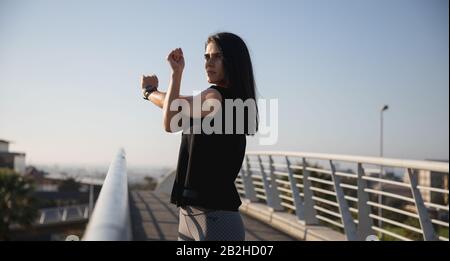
166 48 185 73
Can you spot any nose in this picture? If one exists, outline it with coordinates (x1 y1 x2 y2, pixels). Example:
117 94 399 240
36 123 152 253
206 57 216 68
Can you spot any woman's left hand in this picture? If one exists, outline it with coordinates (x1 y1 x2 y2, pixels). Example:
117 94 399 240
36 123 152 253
167 48 185 73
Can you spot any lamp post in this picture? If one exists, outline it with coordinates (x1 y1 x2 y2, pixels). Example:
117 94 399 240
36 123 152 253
379 105 389 230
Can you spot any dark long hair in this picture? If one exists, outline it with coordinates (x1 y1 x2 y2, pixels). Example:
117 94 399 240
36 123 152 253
206 32 259 135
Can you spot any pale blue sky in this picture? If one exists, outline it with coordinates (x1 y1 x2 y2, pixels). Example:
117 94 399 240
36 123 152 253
0 0 448 167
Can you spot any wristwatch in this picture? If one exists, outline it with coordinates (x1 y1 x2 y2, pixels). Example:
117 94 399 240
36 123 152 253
143 85 157 100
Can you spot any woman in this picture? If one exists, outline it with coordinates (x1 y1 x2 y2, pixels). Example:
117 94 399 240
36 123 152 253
141 32 259 241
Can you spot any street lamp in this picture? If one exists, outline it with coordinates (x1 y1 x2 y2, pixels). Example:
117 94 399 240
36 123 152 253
378 104 389 230
380 105 389 158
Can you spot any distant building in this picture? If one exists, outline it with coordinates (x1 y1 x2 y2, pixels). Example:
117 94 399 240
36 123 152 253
418 170 448 205
0 139 26 174
403 160 449 205
0 139 9 152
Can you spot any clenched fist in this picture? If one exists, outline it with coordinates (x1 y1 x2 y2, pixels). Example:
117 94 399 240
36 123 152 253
141 74 159 90
167 48 185 73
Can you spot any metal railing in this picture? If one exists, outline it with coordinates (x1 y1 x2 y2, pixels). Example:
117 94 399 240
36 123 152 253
83 149 131 241
236 151 449 241
37 204 89 225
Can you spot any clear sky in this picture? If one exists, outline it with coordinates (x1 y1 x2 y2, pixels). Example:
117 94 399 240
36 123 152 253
0 0 448 168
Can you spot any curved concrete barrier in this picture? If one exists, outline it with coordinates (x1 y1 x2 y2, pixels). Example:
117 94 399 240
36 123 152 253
154 169 176 195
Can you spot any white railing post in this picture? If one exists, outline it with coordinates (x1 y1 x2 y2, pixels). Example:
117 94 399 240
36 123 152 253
258 155 283 211
301 158 319 224
330 160 358 241
39 212 46 224
357 163 374 240
407 168 438 241
62 208 68 222
83 206 89 219
241 156 258 202
268 155 283 210
285 156 305 221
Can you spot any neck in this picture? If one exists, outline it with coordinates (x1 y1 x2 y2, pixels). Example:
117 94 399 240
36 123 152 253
215 80 228 88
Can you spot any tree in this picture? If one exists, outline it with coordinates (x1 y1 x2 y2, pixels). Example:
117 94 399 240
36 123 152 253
0 168 38 240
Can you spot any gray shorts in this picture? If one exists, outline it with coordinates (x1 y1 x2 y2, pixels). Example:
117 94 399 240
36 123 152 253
178 205 245 241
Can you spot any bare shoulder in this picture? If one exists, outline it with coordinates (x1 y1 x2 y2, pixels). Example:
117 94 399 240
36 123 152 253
202 87 222 101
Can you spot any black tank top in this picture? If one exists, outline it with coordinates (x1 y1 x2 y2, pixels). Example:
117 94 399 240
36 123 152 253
170 85 246 211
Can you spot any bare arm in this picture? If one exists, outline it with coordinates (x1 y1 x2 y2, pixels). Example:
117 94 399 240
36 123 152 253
142 48 222 133
162 71 183 132
141 73 189 109
148 90 165 109
142 75 221 118
148 90 190 109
